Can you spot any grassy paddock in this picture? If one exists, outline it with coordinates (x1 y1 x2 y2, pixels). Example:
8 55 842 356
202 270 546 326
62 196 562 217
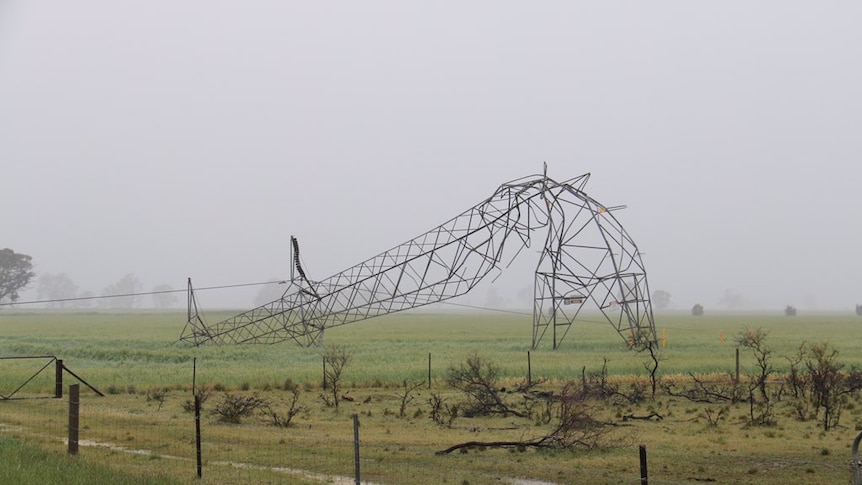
1 310 861 484
1 310 860 390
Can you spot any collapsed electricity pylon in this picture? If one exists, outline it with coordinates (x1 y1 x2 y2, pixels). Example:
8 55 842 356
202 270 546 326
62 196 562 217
179 167 656 349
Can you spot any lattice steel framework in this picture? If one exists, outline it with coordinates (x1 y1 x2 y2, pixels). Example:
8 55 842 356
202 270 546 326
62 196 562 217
179 169 655 349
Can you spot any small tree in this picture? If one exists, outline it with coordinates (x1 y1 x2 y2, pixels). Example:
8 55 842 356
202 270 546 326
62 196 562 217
651 290 671 310
785 343 811 420
321 345 351 408
637 339 664 400
855 304 861 317
784 305 797 316
806 342 844 431
736 328 773 402
397 380 425 418
0 248 35 305
691 304 704 316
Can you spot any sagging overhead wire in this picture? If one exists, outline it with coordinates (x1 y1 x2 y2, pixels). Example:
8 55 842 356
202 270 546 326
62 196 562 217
0 279 288 307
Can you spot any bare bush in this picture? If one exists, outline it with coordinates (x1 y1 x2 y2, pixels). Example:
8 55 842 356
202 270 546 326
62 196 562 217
321 345 351 408
699 406 728 427
736 328 776 426
807 342 845 431
428 392 459 427
736 327 773 402
212 393 268 424
398 380 425 418
146 388 168 411
446 353 526 418
582 358 643 404
183 389 211 413
261 387 305 427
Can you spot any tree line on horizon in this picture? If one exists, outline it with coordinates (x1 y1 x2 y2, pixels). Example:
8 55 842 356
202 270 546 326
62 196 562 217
0 248 177 309
3 248 861 315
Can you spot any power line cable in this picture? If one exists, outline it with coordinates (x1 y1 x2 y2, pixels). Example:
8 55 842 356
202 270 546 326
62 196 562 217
0 279 288 307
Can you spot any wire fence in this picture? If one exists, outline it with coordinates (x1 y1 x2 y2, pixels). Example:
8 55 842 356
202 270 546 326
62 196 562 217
0 386 657 483
1 357 858 485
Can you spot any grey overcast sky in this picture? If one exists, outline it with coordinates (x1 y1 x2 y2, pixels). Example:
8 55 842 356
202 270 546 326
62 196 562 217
1 1 859 311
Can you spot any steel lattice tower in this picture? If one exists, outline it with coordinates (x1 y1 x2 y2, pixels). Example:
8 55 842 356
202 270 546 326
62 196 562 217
179 168 655 349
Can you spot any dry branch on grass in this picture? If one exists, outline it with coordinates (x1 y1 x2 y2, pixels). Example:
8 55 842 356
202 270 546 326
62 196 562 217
621 412 663 422
662 373 743 404
437 383 616 454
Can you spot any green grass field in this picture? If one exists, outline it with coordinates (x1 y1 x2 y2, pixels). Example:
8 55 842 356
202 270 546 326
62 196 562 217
1 310 861 484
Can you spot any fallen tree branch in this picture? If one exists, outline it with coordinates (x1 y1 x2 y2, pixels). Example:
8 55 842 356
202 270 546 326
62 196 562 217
622 412 663 422
436 440 537 455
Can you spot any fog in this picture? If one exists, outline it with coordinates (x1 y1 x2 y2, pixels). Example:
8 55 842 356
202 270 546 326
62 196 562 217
2 2 859 312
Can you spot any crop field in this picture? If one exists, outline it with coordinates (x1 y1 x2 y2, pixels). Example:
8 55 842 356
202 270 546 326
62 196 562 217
1 309 862 484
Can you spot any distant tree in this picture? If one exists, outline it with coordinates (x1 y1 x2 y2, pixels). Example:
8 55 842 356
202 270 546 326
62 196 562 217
151 284 178 309
856 304 861 317
0 248 35 305
37 273 79 309
784 305 797 317
691 304 704 316
75 290 95 309
516 285 533 307
484 286 506 308
101 273 143 308
651 290 671 310
718 289 744 309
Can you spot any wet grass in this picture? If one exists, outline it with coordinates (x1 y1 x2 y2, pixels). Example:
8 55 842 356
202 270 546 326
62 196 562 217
1 310 861 483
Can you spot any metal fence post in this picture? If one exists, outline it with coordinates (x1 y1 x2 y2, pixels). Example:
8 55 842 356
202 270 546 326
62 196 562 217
68 384 80 455
353 414 361 485
851 430 862 484
639 445 648 485
735 348 740 384
195 394 202 478
55 359 63 398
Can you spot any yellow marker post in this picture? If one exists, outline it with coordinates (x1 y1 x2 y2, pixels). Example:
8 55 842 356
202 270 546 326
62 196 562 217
662 328 667 348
